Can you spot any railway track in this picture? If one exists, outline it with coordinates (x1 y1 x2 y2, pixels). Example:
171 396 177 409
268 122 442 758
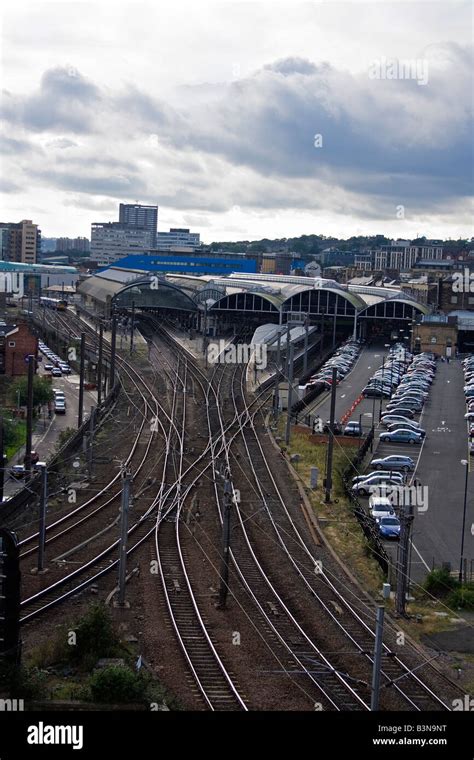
150 319 367 709
229 366 454 710
22 307 462 711
19 311 181 619
33 309 249 710
151 316 461 711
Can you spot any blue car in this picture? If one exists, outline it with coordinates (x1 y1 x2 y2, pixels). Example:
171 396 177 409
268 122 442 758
379 429 422 445
378 515 401 540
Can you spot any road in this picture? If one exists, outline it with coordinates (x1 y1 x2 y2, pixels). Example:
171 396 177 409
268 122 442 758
406 360 473 582
303 343 474 586
3 355 97 498
304 342 389 436
341 354 474 585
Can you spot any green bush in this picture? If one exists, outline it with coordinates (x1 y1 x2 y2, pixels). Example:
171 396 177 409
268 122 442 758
447 587 474 610
424 568 459 597
0 663 47 700
89 665 146 704
67 604 120 667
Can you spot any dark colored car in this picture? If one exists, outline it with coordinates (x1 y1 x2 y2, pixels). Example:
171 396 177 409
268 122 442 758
378 515 401 540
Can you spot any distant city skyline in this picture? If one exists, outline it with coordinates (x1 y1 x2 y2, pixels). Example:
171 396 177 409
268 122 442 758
0 1 472 242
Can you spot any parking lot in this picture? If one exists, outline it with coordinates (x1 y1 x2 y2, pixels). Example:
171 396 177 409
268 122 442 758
347 355 473 585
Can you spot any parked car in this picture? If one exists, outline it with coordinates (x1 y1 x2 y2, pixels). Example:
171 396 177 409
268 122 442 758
351 471 404 487
344 421 362 436
369 495 395 520
11 464 25 479
379 429 422 445
378 515 401 540
362 386 391 398
44 364 54 372
370 455 415 472
51 367 62 377
380 414 416 427
351 474 403 496
382 407 415 419
387 423 426 438
54 401 66 414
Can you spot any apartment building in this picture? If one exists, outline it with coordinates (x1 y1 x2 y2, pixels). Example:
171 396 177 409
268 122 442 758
355 240 444 272
0 220 40 264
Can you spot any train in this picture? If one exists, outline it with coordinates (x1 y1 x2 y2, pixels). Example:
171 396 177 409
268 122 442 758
39 297 68 311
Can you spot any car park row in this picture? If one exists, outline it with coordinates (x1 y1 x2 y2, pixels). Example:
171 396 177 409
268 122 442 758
351 349 437 541
305 339 362 390
461 355 474 456
39 340 72 377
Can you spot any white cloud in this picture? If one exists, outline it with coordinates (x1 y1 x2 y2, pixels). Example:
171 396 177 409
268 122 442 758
0 1 472 240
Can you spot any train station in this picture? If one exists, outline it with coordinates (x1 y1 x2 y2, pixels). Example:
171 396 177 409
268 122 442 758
78 263 429 342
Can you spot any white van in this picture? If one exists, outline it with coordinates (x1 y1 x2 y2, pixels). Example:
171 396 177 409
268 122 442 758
369 495 395 521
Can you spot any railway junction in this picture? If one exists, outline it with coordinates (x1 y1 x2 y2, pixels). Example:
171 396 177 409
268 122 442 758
0 273 471 715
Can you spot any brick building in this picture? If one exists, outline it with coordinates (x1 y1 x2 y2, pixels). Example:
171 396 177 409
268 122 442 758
0 322 38 376
412 315 457 358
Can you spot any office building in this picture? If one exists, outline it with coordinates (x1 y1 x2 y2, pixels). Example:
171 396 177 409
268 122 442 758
0 220 40 264
56 237 90 253
90 222 154 266
155 228 200 250
119 203 158 244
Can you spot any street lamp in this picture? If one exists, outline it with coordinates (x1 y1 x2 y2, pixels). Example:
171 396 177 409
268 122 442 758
459 459 469 583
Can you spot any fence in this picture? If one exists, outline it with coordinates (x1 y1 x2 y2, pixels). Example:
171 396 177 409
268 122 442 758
340 427 390 576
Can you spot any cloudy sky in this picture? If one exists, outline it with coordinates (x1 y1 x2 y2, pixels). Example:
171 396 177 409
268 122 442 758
0 0 472 243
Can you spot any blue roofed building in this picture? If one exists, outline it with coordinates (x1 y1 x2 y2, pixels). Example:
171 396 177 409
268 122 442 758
106 253 258 276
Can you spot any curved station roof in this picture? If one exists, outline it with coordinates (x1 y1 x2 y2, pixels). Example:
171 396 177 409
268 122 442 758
78 267 430 321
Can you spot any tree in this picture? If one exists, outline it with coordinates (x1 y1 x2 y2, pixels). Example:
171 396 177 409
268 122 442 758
9 376 54 408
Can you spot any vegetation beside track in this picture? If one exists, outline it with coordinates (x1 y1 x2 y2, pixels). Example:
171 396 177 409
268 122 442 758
274 416 384 597
7 604 179 709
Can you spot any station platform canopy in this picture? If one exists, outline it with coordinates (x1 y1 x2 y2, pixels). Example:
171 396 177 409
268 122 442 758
77 266 430 323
